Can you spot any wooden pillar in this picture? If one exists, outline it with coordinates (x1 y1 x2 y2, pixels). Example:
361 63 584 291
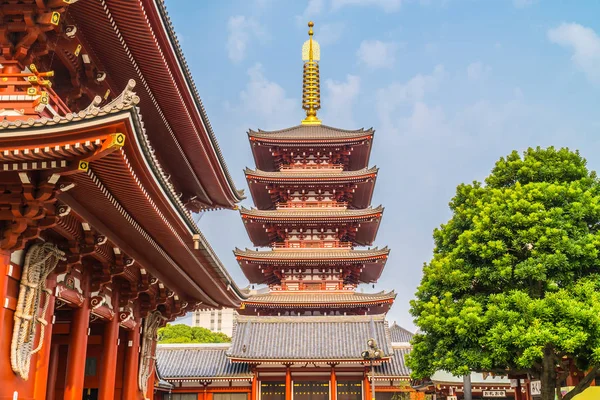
330 365 337 400
251 372 258 400
363 372 371 400
123 318 142 400
45 344 61 400
514 379 524 400
98 289 120 400
0 250 22 399
285 365 292 400
33 274 57 400
145 337 158 399
63 278 91 400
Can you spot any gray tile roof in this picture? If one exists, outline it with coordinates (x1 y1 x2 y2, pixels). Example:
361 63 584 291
244 290 396 305
156 344 252 380
248 125 374 141
233 247 390 262
374 347 412 378
228 314 393 361
245 167 378 181
389 323 415 343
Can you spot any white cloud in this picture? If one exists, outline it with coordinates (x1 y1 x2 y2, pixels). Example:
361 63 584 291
295 0 324 26
548 22 600 84
357 40 399 69
331 0 402 13
376 65 444 130
233 63 298 129
466 61 492 81
322 75 361 127
227 16 266 63
318 23 346 46
513 0 538 8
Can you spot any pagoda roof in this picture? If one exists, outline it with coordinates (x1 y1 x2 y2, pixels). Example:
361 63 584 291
157 344 252 381
69 0 244 210
390 322 415 344
234 247 389 262
248 125 374 142
240 206 383 220
243 290 395 305
227 314 393 362
0 86 246 308
373 347 412 379
234 247 388 285
245 167 378 210
244 166 378 181
240 206 383 247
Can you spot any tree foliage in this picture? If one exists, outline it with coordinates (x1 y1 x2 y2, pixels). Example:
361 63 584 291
408 147 600 400
157 324 231 344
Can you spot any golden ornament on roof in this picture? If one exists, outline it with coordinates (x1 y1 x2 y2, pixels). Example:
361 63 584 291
301 21 321 125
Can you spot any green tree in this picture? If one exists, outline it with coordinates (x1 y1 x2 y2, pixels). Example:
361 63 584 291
158 324 231 344
408 147 600 400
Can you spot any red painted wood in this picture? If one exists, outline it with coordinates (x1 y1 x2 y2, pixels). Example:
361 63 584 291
122 318 142 400
63 277 91 400
45 344 61 400
33 280 57 400
286 366 292 400
0 251 36 400
331 367 337 400
99 289 120 400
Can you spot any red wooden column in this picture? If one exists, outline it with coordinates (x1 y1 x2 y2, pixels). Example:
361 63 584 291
98 289 120 400
122 317 142 400
330 365 337 400
33 273 57 400
45 344 61 400
285 365 292 400
363 372 371 400
63 275 91 400
251 371 258 400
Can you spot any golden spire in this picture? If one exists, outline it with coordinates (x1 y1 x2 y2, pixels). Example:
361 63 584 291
301 21 321 125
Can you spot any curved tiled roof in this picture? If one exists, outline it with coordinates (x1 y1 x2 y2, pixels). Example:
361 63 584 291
240 206 384 220
390 323 415 343
244 290 396 305
228 314 393 361
374 347 411 378
153 0 245 202
156 344 251 380
245 167 378 181
248 125 374 141
234 247 390 262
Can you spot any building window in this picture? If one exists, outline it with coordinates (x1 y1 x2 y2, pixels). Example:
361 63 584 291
294 381 329 400
214 393 248 400
337 381 362 400
261 381 286 400
163 394 198 400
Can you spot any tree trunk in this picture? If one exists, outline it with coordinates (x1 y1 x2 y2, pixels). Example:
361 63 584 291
540 345 558 400
463 374 472 400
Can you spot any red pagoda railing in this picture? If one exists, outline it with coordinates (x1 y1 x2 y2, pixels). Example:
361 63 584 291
276 201 348 209
272 241 352 249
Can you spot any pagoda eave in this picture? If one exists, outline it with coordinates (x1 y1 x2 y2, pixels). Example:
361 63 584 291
0 105 244 308
245 167 378 210
69 0 244 210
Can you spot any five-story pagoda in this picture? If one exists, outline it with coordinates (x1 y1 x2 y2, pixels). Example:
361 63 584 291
235 22 395 317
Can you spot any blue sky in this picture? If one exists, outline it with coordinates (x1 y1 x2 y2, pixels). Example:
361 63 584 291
165 0 600 330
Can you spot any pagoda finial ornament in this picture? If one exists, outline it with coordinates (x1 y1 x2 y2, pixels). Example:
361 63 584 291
301 21 321 125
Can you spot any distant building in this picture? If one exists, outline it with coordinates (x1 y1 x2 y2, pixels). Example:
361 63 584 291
191 308 237 337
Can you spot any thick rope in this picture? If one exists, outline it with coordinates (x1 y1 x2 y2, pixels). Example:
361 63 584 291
138 310 164 398
10 243 65 380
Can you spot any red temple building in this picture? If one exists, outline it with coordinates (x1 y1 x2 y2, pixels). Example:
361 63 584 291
0 1 247 399
156 22 421 400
